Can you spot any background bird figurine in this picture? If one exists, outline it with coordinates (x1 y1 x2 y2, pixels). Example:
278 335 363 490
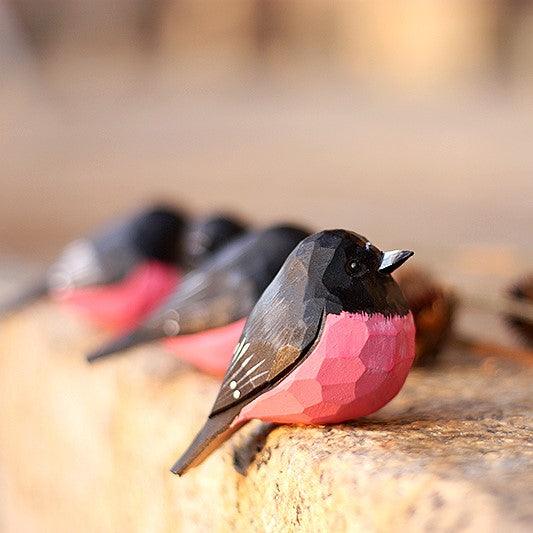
0 205 186 324
183 214 248 270
86 224 311 375
59 212 248 332
170 229 415 475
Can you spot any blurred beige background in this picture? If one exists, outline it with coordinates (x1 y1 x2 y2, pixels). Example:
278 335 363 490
0 4 532 532
0 0 532 260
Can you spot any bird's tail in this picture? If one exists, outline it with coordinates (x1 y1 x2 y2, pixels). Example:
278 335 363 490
86 327 163 363
0 279 48 316
171 404 245 476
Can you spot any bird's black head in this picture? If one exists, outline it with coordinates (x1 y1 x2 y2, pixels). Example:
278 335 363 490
183 214 247 269
243 224 311 294
299 229 413 316
130 206 187 264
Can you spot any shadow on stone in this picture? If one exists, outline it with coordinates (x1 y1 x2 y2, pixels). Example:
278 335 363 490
232 422 278 475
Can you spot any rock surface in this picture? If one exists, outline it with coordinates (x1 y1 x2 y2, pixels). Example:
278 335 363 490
0 301 531 532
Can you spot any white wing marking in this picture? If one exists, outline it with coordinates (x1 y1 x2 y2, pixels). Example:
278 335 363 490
227 340 250 372
247 370 268 387
235 359 264 385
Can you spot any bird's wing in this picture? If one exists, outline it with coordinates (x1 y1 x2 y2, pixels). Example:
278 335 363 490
210 250 325 416
146 267 256 336
145 233 260 335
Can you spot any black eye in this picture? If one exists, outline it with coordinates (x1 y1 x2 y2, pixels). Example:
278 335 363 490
345 259 368 277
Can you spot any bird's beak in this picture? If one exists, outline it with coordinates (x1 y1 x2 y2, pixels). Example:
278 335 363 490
378 249 414 274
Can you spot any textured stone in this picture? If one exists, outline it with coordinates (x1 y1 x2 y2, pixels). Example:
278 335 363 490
0 301 531 532
0 303 118 533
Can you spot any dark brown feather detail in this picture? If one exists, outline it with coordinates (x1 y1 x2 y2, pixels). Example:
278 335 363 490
268 345 300 379
210 241 325 416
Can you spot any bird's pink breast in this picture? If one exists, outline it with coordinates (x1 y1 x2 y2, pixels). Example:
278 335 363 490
56 261 181 332
163 318 246 377
234 311 415 425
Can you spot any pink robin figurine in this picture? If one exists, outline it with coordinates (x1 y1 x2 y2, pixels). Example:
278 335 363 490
59 213 247 332
171 229 415 475
0 205 186 327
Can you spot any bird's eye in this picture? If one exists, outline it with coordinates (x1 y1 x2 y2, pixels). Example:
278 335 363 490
345 259 367 277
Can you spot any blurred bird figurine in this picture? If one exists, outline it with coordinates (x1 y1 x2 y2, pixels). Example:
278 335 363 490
0 205 186 326
171 229 415 475
183 214 248 270
86 224 311 375
60 212 247 331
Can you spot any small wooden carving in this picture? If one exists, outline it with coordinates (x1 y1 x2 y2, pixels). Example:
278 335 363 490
59 214 247 332
171 230 416 475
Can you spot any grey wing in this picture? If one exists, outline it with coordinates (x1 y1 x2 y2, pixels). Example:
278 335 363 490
144 268 256 336
210 252 325 416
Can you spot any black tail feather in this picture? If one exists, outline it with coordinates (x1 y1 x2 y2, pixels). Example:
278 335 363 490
171 404 245 476
86 328 162 363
